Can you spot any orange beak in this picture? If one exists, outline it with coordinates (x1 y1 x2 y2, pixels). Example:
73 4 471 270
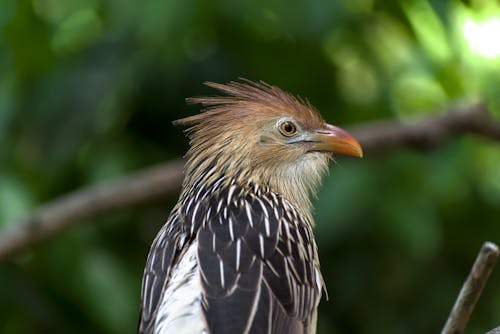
309 124 363 158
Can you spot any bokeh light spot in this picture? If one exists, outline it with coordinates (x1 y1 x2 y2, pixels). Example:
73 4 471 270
462 16 500 59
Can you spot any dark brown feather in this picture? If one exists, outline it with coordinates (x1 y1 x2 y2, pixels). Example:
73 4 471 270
194 182 322 334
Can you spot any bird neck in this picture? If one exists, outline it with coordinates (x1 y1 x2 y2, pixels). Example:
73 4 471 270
181 151 329 225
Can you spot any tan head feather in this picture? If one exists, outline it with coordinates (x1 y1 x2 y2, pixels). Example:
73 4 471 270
174 79 324 129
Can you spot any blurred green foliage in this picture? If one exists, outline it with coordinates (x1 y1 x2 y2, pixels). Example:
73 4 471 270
1 0 500 333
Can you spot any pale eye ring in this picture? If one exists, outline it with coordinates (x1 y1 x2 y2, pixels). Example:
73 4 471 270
278 121 297 137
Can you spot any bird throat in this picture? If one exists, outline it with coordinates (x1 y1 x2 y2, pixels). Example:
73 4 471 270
182 149 330 225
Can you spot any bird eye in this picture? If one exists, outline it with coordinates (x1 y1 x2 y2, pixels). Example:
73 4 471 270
278 121 297 137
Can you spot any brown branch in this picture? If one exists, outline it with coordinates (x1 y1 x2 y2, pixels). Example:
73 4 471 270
441 242 500 334
1 102 499 260
0 161 184 260
350 103 500 152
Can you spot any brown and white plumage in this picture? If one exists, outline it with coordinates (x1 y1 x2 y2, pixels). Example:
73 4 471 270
138 80 362 334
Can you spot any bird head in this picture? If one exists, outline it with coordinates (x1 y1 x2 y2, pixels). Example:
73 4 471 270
174 80 362 218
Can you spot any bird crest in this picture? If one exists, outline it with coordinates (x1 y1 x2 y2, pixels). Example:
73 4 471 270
174 79 325 130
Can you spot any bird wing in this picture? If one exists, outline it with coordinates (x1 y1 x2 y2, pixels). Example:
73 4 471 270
138 210 190 333
197 186 322 334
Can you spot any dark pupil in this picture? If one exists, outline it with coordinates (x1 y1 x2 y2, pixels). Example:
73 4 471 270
284 123 294 133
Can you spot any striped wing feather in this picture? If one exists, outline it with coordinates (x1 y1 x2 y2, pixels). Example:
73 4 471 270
139 183 322 334
197 185 321 334
138 210 189 333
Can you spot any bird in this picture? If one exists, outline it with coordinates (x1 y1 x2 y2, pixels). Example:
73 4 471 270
138 79 363 334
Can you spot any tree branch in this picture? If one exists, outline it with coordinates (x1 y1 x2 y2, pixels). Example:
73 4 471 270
441 242 499 334
1 102 499 260
350 103 500 152
0 161 184 260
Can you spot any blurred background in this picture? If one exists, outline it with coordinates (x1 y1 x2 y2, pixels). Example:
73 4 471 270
1 0 500 333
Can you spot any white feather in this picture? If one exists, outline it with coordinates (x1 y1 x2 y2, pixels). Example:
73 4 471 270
154 242 206 334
